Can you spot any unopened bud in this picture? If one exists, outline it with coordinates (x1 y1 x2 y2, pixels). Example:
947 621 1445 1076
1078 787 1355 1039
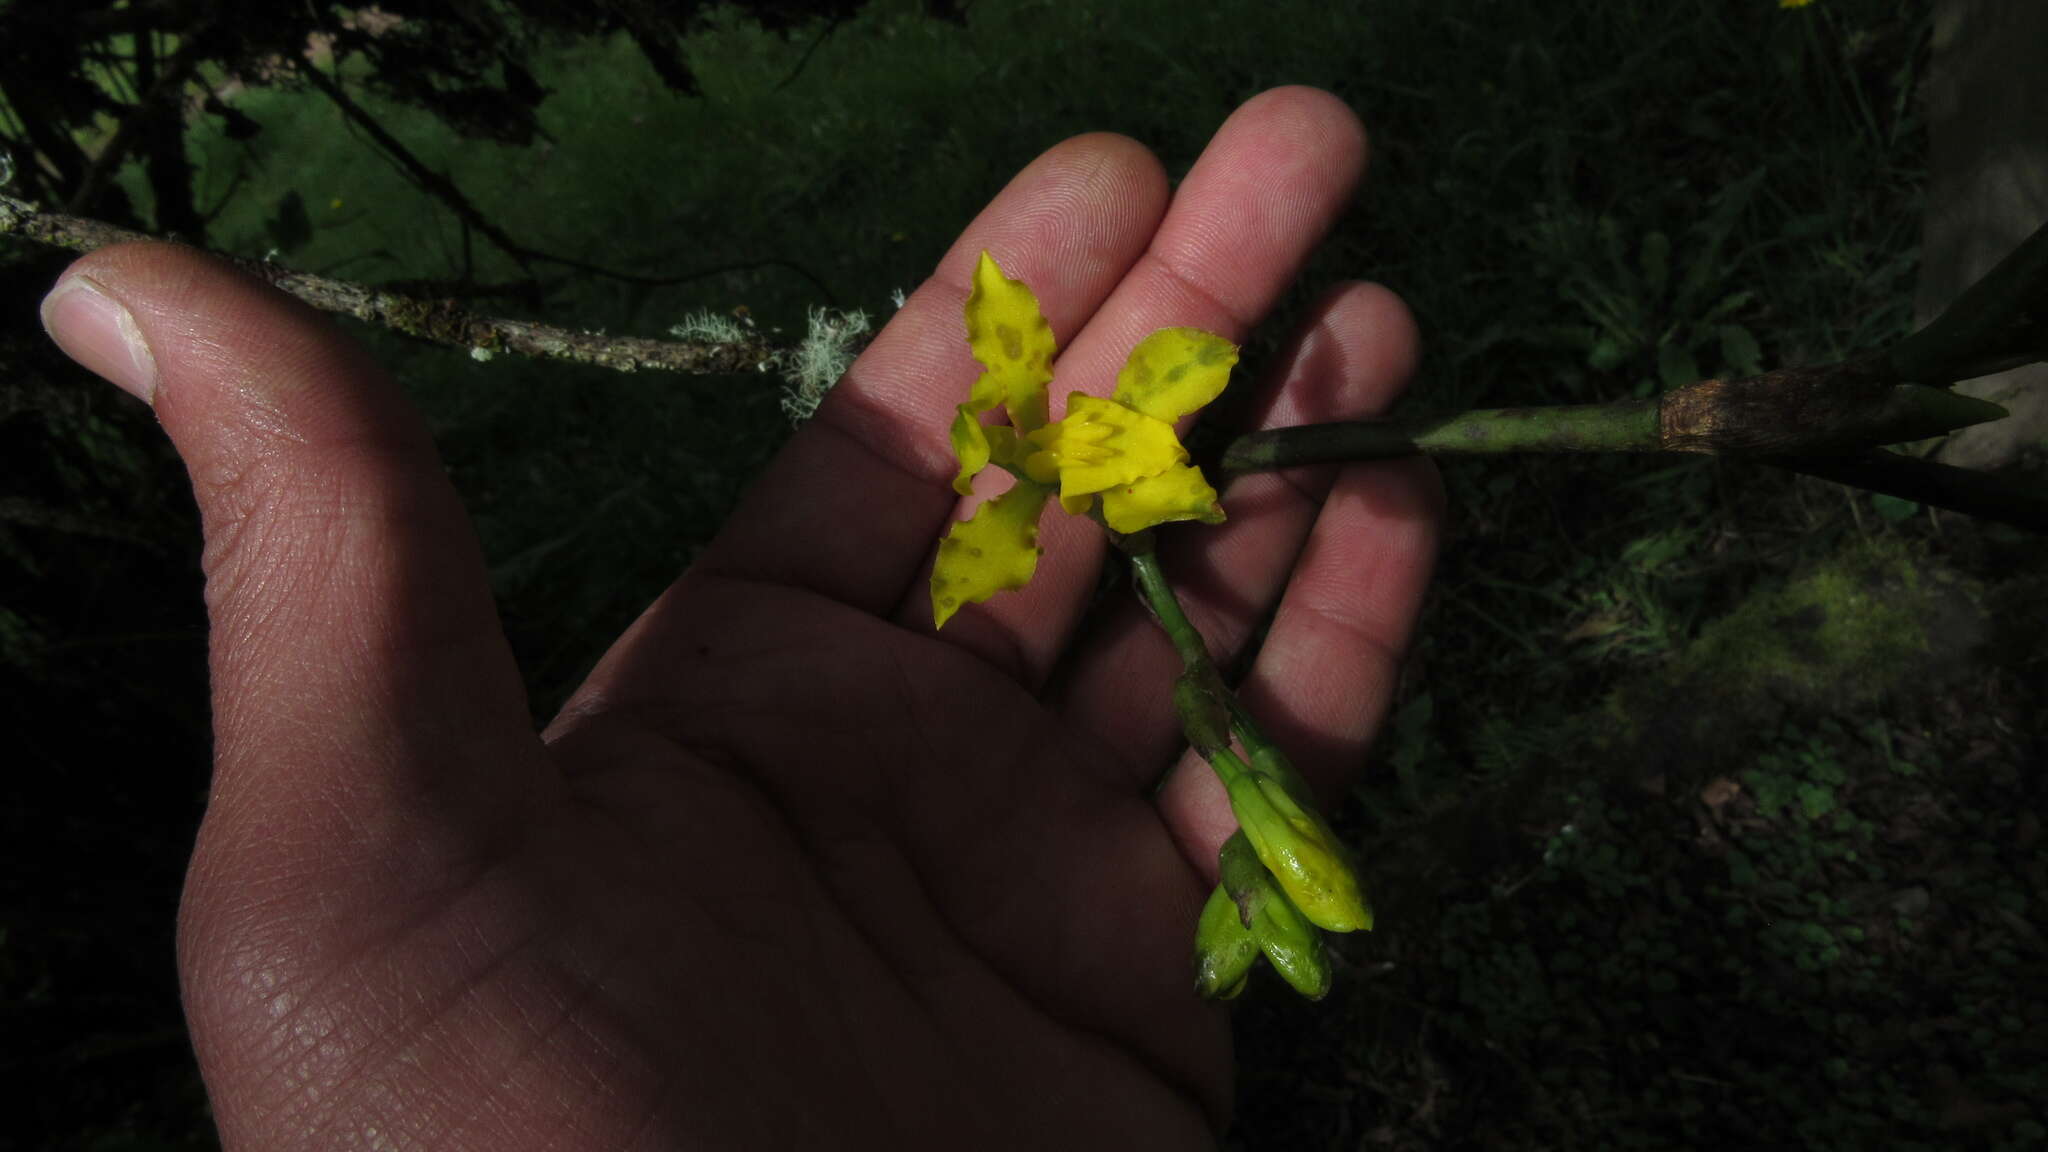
1194 882 1256 1000
1254 888 1330 1000
1218 831 1330 999
1226 771 1373 933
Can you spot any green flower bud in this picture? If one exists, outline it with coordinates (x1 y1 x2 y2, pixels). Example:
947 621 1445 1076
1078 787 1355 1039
1225 771 1373 933
1253 886 1331 1000
1218 831 1331 999
1193 882 1257 999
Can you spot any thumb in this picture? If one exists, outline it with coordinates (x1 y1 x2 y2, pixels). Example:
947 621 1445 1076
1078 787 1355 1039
39 243 548 881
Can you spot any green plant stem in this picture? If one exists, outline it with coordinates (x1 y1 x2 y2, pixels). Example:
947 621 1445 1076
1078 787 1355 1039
1219 375 2007 474
1128 544 1238 763
1225 695 1276 761
1127 543 1311 793
1216 376 2035 530
1206 744 1254 789
1220 400 1661 472
1128 547 1212 673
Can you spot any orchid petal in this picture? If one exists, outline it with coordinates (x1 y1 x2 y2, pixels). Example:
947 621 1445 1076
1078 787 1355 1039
1100 461 1226 534
1024 393 1189 502
964 251 1056 434
1114 327 1238 425
931 481 1052 629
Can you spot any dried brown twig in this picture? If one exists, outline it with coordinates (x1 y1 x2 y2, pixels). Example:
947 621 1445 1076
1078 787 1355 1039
2 192 802 376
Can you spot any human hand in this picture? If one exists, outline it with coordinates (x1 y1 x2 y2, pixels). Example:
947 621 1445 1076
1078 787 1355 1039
40 86 1438 1148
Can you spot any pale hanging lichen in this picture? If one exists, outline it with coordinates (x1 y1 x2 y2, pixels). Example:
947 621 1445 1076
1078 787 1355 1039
669 309 751 345
781 306 869 423
667 304 868 423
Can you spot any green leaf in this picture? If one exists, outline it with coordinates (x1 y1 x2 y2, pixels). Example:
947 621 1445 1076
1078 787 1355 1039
1588 335 1631 373
1598 215 1627 272
1779 213 1831 240
265 190 312 253
1704 290 1756 321
1640 231 1671 297
1657 342 1700 391
1719 324 1763 377
1797 782 1836 821
1622 529 1691 574
1870 492 1919 521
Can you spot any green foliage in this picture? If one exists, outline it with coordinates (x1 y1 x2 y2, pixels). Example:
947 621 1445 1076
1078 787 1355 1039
1239 697 2046 1149
1526 173 1771 398
1678 535 1967 707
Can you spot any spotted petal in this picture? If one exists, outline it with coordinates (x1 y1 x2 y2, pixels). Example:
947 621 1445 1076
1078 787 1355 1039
1100 461 1226 534
947 394 1000 496
965 251 1056 434
1114 327 1238 425
930 481 1052 629
1022 394 1190 502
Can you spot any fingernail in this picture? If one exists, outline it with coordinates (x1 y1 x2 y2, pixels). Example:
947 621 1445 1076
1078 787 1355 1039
40 274 158 404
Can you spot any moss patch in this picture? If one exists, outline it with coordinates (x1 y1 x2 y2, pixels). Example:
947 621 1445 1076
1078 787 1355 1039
1695 536 1974 699
1614 537 1982 779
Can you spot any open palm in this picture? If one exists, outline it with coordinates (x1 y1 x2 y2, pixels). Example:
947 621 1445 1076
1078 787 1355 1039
44 88 1438 1148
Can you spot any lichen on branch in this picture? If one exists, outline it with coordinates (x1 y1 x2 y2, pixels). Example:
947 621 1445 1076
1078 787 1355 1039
1 192 858 383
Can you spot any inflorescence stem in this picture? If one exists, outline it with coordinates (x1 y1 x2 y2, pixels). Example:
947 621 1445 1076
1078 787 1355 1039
1215 375 2032 530
1128 548 1212 679
1126 543 1297 787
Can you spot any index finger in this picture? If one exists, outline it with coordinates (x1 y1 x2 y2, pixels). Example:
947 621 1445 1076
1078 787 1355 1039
689 133 1171 615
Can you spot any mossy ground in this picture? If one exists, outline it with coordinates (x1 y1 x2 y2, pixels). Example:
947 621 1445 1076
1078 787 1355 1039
1232 524 2044 1148
1680 536 1963 703
1604 535 1990 786
4 0 2044 1147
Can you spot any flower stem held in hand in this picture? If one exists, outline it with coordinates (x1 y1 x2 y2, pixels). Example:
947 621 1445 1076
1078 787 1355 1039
1128 541 1372 996
930 252 1368 1000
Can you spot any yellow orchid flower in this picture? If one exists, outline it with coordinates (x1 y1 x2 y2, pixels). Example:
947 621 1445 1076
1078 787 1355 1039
931 252 1237 629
